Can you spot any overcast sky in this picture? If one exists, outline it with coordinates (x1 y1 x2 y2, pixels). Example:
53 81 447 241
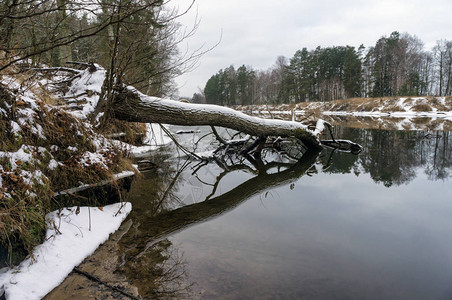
170 0 452 97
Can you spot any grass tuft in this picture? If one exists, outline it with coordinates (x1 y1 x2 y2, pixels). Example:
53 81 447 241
411 103 432 112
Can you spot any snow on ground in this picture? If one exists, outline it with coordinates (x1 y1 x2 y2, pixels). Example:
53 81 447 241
62 65 106 120
0 64 140 300
236 97 452 131
0 202 132 300
116 123 173 158
322 97 452 120
49 66 173 155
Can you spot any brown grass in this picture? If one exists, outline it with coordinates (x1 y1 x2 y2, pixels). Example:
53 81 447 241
381 105 405 113
98 119 147 145
445 96 452 107
239 96 452 117
1 83 133 265
430 97 447 111
411 104 433 112
411 117 431 125
356 101 378 112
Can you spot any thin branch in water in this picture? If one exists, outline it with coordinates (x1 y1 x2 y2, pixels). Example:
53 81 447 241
72 267 140 300
210 126 227 144
159 124 202 160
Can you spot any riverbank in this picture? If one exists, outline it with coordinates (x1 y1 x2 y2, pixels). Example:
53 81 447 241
0 60 174 299
235 96 452 131
0 202 132 299
0 61 137 262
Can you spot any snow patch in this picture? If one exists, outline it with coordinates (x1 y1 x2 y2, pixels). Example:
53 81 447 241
79 151 108 168
0 145 35 170
0 202 132 300
10 121 21 134
47 159 59 170
66 67 106 119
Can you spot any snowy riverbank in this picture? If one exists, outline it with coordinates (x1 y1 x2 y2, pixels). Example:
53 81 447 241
0 202 131 299
235 96 452 131
0 61 174 299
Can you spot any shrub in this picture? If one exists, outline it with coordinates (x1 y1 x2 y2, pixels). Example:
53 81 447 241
411 104 432 112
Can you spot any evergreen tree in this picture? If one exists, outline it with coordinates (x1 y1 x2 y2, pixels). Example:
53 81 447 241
204 74 221 105
343 46 362 98
201 31 448 104
236 65 255 105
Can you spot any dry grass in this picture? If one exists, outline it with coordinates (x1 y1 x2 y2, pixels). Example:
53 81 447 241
411 117 432 125
411 103 433 112
381 104 406 113
430 97 448 111
31 84 59 106
1 81 132 265
98 119 147 145
445 96 452 107
356 101 379 112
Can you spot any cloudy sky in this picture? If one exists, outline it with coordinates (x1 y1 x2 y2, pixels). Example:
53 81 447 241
170 0 452 97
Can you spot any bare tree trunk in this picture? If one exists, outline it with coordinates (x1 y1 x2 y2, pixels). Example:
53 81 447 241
56 0 73 66
111 86 325 149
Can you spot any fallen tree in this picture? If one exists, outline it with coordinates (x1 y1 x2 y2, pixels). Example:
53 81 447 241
35 62 361 154
110 86 327 150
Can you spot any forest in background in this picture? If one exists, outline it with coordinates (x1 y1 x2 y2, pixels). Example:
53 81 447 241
0 0 203 99
202 32 452 106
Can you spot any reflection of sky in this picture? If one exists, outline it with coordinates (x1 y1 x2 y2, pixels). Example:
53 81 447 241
171 165 452 299
179 164 254 205
159 126 452 298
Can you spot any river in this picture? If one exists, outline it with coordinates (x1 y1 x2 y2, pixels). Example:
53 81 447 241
50 125 452 299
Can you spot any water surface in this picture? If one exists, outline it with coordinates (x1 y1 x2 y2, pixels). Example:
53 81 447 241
120 127 452 299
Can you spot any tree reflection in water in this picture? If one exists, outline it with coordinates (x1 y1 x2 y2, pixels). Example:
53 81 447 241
325 127 452 186
119 141 321 298
117 127 452 298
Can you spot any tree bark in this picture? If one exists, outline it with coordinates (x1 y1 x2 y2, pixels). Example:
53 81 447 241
111 86 325 149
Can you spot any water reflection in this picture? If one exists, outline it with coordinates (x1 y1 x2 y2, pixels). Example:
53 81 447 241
116 126 452 299
324 128 452 186
119 145 321 298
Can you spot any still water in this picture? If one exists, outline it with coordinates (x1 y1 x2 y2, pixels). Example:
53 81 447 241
120 126 452 299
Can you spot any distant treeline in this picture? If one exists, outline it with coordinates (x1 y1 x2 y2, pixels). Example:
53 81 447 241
200 32 452 105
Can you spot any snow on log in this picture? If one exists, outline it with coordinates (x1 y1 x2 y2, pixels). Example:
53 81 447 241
111 86 325 149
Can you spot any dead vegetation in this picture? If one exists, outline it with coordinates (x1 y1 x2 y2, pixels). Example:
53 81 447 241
270 96 452 114
236 96 452 131
411 103 433 112
98 119 147 145
1 66 135 266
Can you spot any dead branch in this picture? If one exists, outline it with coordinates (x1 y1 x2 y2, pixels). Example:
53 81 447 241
72 267 141 300
32 67 81 74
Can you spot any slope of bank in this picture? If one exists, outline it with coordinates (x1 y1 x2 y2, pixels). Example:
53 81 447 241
0 61 174 299
0 63 134 260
